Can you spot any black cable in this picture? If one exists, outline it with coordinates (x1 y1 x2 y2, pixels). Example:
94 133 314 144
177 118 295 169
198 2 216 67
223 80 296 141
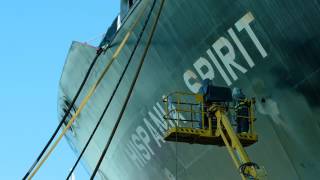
90 0 165 179
22 50 102 180
22 1 147 179
65 0 156 178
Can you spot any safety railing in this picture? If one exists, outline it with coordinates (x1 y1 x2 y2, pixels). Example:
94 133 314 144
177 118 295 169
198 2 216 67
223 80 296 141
162 92 204 130
162 92 257 135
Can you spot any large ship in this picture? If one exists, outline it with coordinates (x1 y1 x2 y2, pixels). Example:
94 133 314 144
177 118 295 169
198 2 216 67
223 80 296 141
58 0 320 179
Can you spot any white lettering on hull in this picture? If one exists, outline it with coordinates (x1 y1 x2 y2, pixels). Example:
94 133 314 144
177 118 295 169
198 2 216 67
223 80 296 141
124 101 186 169
213 36 248 81
184 12 268 92
206 49 232 86
125 12 268 173
235 12 267 58
183 70 202 93
144 118 164 148
228 28 254 68
193 57 215 81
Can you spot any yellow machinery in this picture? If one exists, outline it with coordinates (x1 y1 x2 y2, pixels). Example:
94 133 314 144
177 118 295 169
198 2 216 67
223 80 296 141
162 91 267 180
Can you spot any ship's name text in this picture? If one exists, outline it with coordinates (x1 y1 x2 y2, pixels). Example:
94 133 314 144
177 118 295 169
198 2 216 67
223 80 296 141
184 12 268 92
124 11 268 176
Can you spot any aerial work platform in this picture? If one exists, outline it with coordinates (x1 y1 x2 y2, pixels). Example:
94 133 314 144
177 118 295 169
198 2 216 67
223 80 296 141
162 89 267 180
162 90 258 147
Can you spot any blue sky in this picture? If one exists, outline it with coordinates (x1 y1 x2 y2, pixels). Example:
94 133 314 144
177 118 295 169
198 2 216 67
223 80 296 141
0 0 119 179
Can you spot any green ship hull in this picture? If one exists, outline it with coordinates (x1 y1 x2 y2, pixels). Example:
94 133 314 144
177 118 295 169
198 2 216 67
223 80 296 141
58 0 320 179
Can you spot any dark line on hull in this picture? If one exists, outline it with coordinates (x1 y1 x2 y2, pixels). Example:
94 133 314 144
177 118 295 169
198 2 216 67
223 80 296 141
65 0 157 178
90 0 166 178
23 50 103 180
22 1 147 179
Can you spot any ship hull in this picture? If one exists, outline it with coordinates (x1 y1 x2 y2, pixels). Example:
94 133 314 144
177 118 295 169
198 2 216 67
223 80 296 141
59 0 320 179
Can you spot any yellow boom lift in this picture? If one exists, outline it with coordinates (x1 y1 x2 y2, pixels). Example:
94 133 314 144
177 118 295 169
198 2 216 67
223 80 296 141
162 86 267 180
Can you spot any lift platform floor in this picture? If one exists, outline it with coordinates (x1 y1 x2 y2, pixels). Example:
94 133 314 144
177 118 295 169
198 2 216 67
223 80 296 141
164 128 258 147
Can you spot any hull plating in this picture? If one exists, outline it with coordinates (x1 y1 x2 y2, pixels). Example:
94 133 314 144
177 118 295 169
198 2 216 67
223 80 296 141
58 0 320 179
